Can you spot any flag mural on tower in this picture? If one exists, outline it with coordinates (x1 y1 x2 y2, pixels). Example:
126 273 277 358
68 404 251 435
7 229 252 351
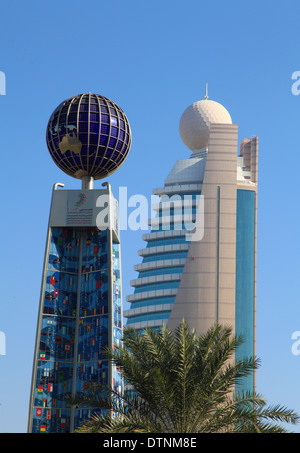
30 226 122 433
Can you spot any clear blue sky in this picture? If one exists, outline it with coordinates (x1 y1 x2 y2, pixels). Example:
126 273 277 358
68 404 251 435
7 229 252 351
0 0 300 433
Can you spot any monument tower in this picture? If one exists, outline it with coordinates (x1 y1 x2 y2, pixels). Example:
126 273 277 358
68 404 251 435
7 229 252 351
28 93 131 433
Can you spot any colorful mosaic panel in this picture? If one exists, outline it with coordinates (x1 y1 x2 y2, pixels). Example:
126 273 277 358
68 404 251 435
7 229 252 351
31 226 122 433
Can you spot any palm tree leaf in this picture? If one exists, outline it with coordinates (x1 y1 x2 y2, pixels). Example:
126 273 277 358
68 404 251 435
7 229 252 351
70 320 299 433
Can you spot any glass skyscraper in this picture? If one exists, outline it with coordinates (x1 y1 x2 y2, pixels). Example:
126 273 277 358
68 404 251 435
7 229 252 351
125 96 258 394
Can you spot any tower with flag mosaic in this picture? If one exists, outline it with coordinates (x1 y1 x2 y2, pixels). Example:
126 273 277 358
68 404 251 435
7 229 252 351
27 93 131 433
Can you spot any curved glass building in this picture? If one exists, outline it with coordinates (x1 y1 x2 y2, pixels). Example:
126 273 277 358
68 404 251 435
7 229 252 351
125 95 258 394
125 152 205 331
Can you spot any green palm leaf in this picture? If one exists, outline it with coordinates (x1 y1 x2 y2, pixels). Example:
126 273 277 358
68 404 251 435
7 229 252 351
69 319 299 433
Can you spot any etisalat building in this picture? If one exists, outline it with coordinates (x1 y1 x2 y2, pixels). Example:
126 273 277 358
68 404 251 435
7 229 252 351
125 89 258 393
28 90 258 433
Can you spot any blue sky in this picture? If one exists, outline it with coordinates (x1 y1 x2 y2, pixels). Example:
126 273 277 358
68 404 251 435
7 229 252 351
0 0 300 432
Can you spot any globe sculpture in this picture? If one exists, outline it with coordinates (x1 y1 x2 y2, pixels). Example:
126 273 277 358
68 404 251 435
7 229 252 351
179 99 232 151
46 93 131 180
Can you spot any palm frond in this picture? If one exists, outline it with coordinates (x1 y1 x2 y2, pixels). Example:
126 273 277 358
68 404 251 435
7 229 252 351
72 319 299 434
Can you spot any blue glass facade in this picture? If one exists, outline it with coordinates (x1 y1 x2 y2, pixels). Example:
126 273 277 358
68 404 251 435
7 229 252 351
235 189 256 394
29 226 122 433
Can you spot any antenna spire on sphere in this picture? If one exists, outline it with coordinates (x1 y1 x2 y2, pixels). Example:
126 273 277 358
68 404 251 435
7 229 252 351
204 83 209 100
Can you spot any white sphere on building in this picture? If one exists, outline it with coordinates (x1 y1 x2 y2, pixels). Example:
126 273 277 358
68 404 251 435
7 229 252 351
179 99 232 151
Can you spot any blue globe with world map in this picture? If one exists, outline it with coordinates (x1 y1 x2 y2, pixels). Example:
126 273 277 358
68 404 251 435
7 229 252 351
46 93 132 180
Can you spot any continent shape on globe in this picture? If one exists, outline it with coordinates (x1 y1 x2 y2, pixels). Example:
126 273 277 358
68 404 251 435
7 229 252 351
59 130 82 155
